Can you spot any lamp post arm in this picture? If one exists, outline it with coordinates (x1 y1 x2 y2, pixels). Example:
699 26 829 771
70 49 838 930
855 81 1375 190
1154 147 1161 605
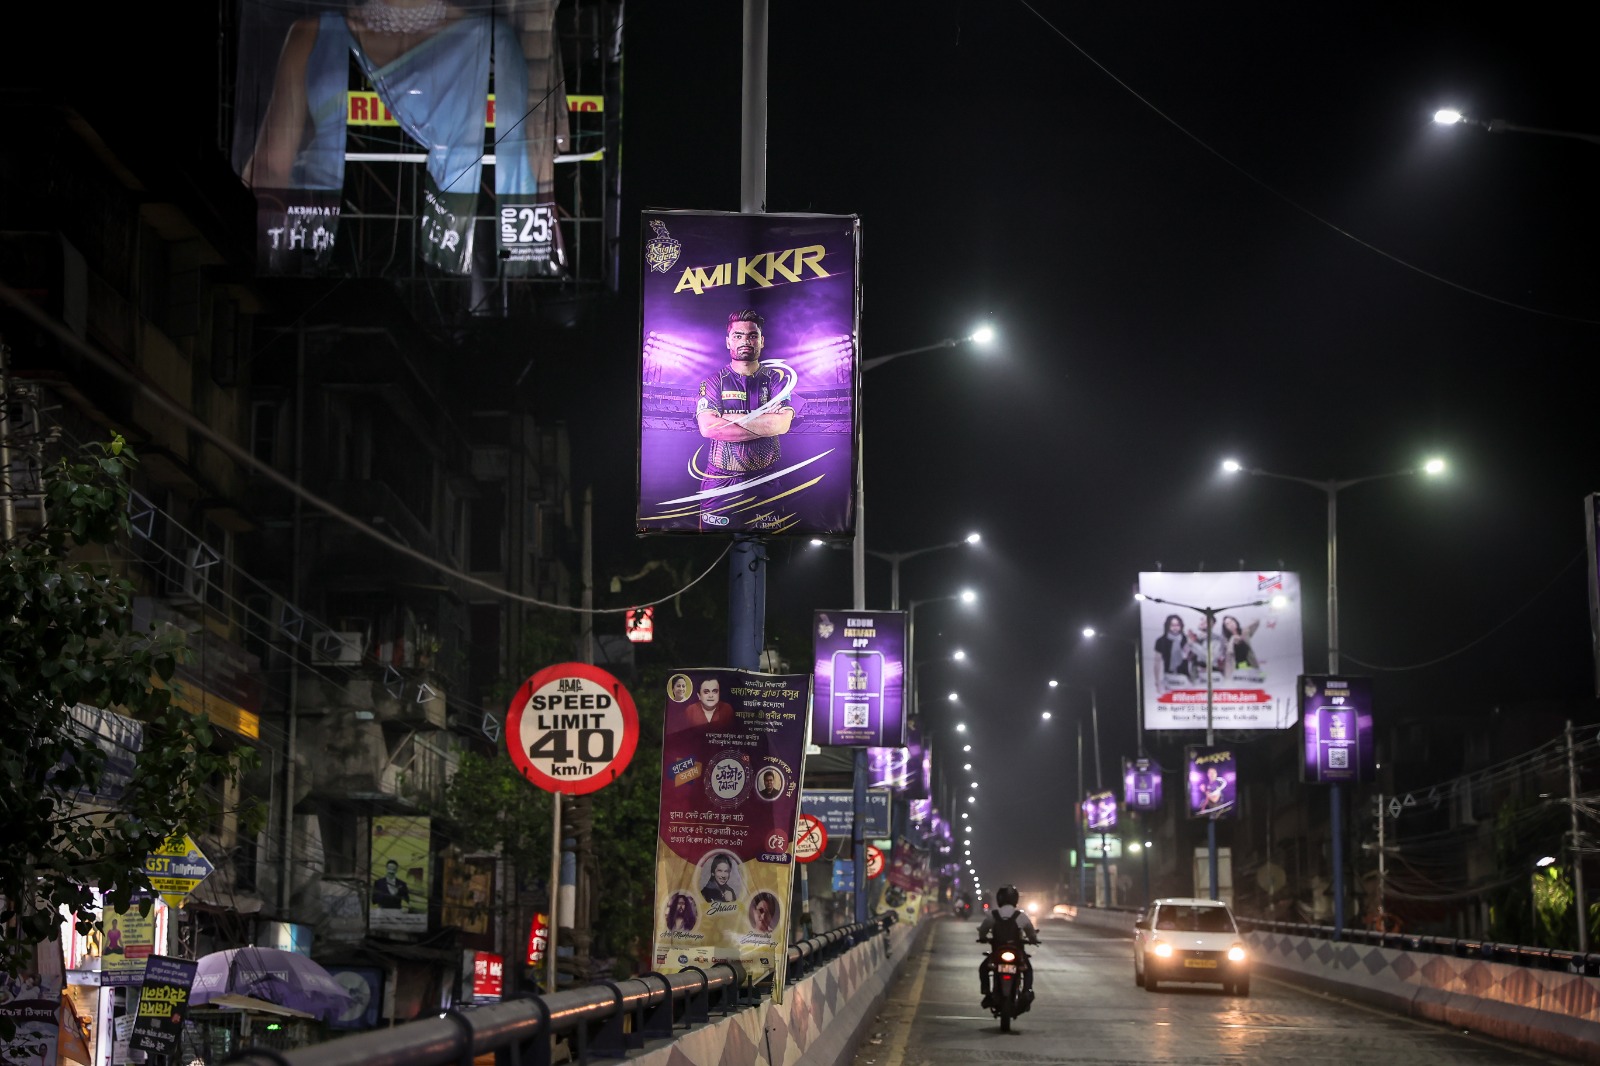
1485 119 1600 146
860 336 959 372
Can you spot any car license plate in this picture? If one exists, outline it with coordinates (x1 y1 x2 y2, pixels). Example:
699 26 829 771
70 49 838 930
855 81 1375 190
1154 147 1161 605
996 964 1018 974
1184 959 1217 969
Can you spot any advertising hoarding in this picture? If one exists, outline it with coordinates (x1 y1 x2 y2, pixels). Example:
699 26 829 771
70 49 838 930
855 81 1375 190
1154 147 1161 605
1299 675 1375 783
1123 756 1163 811
370 816 431 933
811 611 907 747
651 669 811 991
1138 571 1303 731
1082 790 1118 831
1186 747 1238 819
637 211 860 536
129 956 198 1057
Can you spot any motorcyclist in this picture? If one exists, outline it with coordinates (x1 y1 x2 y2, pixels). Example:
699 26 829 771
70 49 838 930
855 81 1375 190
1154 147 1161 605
976 884 1039 1008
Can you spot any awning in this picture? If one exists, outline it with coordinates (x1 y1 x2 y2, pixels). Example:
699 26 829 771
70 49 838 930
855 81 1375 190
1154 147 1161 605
203 993 315 1018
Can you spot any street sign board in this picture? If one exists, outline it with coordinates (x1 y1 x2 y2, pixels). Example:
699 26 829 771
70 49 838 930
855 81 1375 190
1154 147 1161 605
800 788 890 837
794 814 827 863
142 835 213 899
506 662 639 795
865 845 885 879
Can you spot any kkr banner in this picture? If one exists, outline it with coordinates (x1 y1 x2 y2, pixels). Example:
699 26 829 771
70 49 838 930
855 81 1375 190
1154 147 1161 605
1186 747 1238 819
811 611 907 747
637 211 861 536
1082 790 1119 831
1138 571 1303 731
232 1 567 277
1123 756 1164 811
652 669 811 992
1299 675 1375 783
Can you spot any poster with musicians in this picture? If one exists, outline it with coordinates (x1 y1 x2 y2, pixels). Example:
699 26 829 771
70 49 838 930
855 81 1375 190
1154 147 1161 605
651 669 811 995
637 211 861 536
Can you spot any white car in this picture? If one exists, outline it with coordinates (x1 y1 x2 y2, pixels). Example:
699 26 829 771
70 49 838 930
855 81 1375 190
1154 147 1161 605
1133 897 1250 996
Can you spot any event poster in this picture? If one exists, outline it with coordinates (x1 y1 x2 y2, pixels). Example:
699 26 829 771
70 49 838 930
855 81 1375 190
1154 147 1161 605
231 0 568 277
637 211 861 536
371 816 431 934
1123 756 1164 811
811 611 907 747
652 669 811 992
1137 571 1304 731
1082 790 1119 831
1299 675 1376 783
129 956 198 1057
1186 746 1238 819
100 898 158 987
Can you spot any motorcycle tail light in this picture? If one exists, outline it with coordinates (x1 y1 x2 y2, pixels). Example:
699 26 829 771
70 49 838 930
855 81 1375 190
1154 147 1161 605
1153 940 1173 958
1228 944 1247 962
1000 950 1017 963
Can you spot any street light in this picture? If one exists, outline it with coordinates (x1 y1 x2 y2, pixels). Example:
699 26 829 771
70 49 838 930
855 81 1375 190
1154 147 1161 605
1083 626 1147 757
1135 590 1286 902
1221 456 1446 934
1432 108 1600 147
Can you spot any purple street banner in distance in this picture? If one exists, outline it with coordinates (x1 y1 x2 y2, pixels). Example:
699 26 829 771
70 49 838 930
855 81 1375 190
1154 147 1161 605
652 669 812 988
811 610 907 747
1082 790 1119 831
637 211 860 536
1187 746 1238 820
1123 756 1163 811
1298 675 1375 784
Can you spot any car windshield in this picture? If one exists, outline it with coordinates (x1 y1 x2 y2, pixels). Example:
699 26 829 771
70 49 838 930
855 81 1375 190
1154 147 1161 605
1154 905 1235 933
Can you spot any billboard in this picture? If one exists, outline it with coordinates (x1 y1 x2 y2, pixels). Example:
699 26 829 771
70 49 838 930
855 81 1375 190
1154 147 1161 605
651 669 811 990
1299 675 1375 783
1123 756 1163 811
1138 571 1303 731
637 211 861 536
811 611 907 746
1186 747 1238 819
231 1 568 277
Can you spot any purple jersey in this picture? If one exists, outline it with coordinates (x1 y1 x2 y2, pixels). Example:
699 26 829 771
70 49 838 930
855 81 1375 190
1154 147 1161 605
696 365 792 473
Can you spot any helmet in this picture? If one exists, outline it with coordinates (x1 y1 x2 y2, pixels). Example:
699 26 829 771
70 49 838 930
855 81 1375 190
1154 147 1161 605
995 885 1019 907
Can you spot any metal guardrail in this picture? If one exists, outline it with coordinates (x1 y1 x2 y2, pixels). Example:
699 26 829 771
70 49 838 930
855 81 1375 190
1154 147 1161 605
1236 917 1600 976
223 915 896 1066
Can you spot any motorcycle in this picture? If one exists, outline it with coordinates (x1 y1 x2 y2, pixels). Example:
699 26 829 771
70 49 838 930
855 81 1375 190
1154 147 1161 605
978 934 1037 1032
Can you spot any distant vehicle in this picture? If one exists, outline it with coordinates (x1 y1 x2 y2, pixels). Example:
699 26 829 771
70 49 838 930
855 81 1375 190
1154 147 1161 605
1132 897 1250 996
1049 903 1072 920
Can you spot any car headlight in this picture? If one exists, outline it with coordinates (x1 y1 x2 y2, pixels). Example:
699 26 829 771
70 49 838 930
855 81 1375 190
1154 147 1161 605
1227 944 1247 962
1000 949 1017 963
1152 940 1173 958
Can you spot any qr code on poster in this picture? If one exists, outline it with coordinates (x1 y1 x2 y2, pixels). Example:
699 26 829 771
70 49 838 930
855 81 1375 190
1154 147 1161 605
1328 747 1349 769
844 702 869 728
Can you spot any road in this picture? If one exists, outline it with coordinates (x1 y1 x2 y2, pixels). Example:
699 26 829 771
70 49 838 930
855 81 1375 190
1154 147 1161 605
852 916 1580 1065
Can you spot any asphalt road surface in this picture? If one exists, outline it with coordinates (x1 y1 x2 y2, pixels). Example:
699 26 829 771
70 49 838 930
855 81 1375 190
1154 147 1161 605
851 915 1581 1066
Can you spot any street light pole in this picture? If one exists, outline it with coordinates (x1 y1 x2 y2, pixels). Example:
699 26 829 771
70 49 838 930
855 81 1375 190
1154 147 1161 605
1433 109 1600 147
1222 458 1444 935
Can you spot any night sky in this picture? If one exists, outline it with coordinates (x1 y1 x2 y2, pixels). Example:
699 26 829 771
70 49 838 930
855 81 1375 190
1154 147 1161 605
602 4 1600 895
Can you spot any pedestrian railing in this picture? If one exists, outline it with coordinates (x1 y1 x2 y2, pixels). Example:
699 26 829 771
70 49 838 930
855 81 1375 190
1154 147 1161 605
1236 917 1600 976
222 915 895 1066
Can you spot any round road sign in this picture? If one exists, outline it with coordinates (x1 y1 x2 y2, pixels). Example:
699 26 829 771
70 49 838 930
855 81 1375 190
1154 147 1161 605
506 662 638 795
794 814 828 863
865 844 885 879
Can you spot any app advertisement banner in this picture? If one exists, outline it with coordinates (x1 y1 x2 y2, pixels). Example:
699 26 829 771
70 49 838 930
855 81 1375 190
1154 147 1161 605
1123 757 1164 811
1138 571 1304 731
637 211 861 536
129 956 198 1057
1299 675 1375 783
371 816 431 934
811 610 907 747
652 669 811 992
1187 747 1238 819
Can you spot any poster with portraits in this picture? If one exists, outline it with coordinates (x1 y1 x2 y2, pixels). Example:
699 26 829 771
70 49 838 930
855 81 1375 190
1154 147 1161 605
637 211 861 536
1186 747 1238 820
652 669 811 993
370 816 431 934
1082 790 1119 831
1137 571 1304 731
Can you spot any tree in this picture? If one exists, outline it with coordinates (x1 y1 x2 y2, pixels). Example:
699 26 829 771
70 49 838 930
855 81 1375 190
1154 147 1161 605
0 437 257 1016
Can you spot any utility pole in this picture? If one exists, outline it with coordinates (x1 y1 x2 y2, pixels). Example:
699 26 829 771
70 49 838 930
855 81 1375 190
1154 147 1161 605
1568 721 1589 954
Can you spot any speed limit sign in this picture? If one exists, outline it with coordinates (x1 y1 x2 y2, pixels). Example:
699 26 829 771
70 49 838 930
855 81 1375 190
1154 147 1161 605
506 662 638 795
794 814 827 863
865 844 885 879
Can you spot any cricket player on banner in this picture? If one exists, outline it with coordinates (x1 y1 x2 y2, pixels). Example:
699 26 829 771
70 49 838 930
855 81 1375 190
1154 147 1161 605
651 669 811 998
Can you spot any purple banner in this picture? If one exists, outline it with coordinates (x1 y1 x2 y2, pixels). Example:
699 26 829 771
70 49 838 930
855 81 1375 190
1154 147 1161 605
811 610 907 747
1299 675 1375 783
1082 790 1119 831
637 211 860 536
1186 746 1238 819
651 669 811 987
1123 756 1164 811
